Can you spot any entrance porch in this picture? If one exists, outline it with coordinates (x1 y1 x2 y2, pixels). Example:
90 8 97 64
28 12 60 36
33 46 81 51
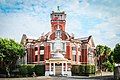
45 58 71 76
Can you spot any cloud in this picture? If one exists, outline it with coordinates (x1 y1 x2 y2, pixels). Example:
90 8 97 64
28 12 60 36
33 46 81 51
0 13 50 42
88 16 120 48
0 0 120 48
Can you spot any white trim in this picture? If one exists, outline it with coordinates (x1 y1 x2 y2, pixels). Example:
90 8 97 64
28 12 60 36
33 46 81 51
40 50 44 54
67 71 71 76
62 42 66 52
45 71 49 76
65 63 67 73
41 44 44 46
72 51 76 55
49 62 52 75
35 51 38 55
53 63 55 75
47 40 70 43
24 52 27 64
62 52 66 54
62 63 64 75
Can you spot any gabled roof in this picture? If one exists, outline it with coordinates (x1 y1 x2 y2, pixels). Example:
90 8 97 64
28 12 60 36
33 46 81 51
71 39 81 44
46 30 71 40
78 36 95 47
78 36 92 42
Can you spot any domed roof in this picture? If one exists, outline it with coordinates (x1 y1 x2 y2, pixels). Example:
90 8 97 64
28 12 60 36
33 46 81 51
52 53 64 59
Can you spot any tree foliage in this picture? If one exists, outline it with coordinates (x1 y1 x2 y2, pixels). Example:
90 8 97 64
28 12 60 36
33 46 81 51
96 45 114 71
96 45 105 56
96 45 111 57
113 43 120 63
0 38 25 77
104 46 111 56
108 51 114 64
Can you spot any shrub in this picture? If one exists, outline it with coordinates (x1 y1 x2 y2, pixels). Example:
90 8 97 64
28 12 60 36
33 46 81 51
0 67 7 78
34 65 45 76
0 67 6 74
85 65 91 74
18 64 45 77
27 64 35 76
103 61 114 72
79 65 86 75
19 65 28 77
91 65 95 74
71 64 95 76
71 65 79 75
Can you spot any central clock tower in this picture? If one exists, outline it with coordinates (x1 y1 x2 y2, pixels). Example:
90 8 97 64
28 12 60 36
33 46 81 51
50 10 66 32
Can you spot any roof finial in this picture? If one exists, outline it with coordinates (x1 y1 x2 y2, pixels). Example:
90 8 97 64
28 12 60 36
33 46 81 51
57 6 60 11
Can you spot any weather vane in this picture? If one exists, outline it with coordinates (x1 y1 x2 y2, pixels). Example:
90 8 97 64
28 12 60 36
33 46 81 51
57 6 60 11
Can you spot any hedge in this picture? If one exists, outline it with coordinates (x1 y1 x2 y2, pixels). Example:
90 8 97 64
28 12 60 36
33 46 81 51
27 64 35 76
71 65 79 75
19 64 45 77
19 65 28 77
34 65 45 76
72 64 95 76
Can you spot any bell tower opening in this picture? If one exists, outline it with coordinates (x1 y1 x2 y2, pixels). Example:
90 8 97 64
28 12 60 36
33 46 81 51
50 7 66 32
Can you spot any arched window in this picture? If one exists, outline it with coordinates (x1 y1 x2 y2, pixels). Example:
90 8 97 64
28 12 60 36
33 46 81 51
54 39 62 50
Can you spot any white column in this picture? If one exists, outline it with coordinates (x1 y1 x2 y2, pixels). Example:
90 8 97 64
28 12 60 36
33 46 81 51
49 62 51 75
65 62 67 73
62 63 64 75
53 63 55 76
24 52 27 64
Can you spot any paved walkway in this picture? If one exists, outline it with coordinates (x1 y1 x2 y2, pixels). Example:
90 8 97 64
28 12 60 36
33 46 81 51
95 72 113 77
0 76 51 80
0 76 114 80
0 72 114 80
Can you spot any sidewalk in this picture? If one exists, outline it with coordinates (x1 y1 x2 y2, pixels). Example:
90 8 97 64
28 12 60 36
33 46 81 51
89 71 113 77
96 71 113 76
0 76 51 80
0 72 113 80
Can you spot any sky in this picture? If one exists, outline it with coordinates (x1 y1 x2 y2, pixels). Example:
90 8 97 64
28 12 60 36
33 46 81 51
0 0 120 48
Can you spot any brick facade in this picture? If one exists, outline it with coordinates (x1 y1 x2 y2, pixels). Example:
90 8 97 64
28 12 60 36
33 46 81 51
21 10 95 66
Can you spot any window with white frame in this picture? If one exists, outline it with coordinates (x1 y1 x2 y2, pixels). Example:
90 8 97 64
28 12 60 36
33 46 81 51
62 43 65 51
51 39 66 52
51 43 54 51
72 55 76 61
55 39 62 50
88 52 93 64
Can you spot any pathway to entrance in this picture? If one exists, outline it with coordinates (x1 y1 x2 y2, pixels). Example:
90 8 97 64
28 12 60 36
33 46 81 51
0 72 114 80
51 76 114 80
0 75 114 80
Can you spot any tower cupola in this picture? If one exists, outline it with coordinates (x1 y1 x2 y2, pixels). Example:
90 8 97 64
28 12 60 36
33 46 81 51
50 7 66 32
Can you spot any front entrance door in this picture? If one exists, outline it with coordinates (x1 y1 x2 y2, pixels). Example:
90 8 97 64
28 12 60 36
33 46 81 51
55 63 62 76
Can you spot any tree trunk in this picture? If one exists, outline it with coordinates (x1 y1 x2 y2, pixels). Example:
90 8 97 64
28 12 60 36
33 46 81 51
6 66 10 77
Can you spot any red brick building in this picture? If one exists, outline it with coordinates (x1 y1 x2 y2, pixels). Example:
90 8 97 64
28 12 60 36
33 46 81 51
21 10 95 76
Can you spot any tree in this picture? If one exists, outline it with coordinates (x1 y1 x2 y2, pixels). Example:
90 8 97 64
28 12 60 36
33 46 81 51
96 45 105 71
104 46 111 56
96 45 105 56
108 51 114 64
113 43 120 63
96 45 113 71
0 38 25 77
